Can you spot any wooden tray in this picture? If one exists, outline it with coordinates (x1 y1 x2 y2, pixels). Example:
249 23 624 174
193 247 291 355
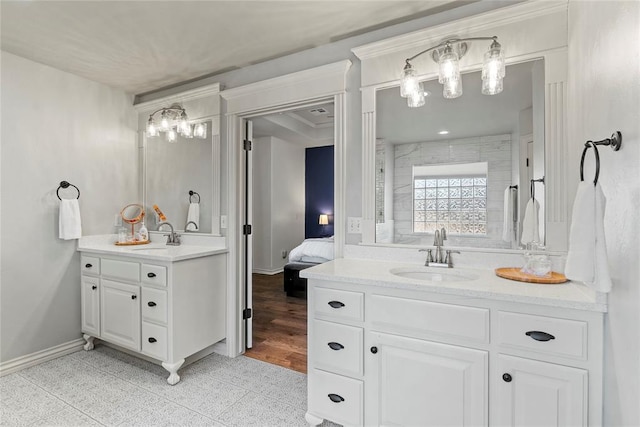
114 239 150 246
495 267 568 284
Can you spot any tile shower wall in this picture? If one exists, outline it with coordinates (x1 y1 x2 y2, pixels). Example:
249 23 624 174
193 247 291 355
392 134 512 248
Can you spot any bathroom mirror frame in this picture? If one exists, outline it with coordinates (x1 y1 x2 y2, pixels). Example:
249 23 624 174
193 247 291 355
134 83 222 236
352 1 570 252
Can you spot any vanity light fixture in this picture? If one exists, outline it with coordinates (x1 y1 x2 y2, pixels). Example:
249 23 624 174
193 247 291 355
146 103 208 142
400 36 505 106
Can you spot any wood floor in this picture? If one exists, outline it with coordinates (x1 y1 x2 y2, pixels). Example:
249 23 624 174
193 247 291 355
244 272 308 373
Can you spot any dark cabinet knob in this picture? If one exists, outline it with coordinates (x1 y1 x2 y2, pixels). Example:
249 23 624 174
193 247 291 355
502 373 512 382
148 301 157 307
91 285 97 290
131 295 137 300
526 331 555 342
85 263 92 268
328 394 344 403
370 346 378 354
327 342 344 351
328 300 345 309
147 272 156 278
148 337 157 343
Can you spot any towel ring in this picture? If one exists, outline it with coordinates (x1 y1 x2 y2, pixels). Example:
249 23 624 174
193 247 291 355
189 190 200 204
580 132 622 185
57 181 80 200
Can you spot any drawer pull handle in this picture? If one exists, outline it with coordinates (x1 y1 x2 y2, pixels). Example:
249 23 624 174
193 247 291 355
328 301 345 309
502 373 512 383
148 301 157 307
526 330 555 342
147 272 157 278
328 394 344 403
327 342 344 351
91 285 97 290
131 295 137 300
85 263 93 268
370 346 378 354
148 337 157 343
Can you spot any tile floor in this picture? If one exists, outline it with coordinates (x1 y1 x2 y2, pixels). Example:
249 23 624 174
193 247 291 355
0 344 334 426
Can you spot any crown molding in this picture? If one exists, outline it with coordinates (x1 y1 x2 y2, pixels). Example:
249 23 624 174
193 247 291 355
133 82 221 112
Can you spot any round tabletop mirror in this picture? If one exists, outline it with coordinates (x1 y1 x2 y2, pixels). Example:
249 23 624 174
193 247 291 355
119 204 146 245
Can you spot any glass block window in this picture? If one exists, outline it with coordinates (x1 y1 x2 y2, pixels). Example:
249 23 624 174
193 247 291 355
413 175 487 235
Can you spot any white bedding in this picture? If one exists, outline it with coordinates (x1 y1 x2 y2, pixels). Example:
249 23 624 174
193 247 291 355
288 237 334 264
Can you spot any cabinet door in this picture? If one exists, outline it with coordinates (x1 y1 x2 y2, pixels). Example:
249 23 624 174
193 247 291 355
81 276 100 336
495 354 587 427
101 279 140 351
367 331 488 426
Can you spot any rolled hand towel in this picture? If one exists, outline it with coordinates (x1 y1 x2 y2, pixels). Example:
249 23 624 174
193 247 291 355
186 202 199 231
565 182 612 292
502 187 515 242
520 198 540 245
59 199 82 240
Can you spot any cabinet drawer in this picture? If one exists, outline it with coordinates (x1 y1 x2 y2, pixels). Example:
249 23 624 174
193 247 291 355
309 369 363 426
142 288 168 324
312 320 363 377
81 256 100 276
498 311 587 359
142 264 167 287
371 294 489 344
142 322 168 361
101 258 140 282
313 287 364 322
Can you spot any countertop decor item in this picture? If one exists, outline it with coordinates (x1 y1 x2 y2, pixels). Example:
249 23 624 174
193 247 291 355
495 267 567 284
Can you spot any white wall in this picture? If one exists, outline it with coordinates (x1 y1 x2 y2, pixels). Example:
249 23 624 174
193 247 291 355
251 136 304 274
567 1 640 425
0 52 137 363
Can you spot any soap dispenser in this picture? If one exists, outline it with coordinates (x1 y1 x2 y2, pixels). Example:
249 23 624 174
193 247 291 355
139 221 148 242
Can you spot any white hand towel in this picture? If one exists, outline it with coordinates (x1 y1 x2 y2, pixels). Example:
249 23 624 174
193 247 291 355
502 187 515 242
565 182 612 292
59 199 82 240
186 202 199 231
520 198 540 245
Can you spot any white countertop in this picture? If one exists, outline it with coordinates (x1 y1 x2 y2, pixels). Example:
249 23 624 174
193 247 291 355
77 235 227 262
300 258 607 312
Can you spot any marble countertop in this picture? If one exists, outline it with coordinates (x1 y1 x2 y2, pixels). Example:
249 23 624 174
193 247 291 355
77 235 227 262
300 258 607 312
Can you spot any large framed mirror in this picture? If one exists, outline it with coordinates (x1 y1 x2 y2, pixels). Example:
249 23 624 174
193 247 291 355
354 2 569 252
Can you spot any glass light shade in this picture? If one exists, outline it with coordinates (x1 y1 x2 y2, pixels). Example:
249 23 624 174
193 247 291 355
438 46 460 84
482 42 505 95
159 112 171 132
443 77 462 99
319 214 329 225
146 120 158 137
407 82 426 108
400 65 420 98
193 122 207 139
182 124 193 138
178 112 189 135
166 128 177 143
482 75 503 95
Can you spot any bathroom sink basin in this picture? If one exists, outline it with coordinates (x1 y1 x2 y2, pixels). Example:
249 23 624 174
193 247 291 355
390 267 479 282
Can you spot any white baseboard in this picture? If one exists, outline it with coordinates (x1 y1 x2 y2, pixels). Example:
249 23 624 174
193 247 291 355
0 338 85 376
252 268 284 275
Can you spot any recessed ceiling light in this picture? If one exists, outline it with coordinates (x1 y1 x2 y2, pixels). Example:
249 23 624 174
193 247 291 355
438 130 449 135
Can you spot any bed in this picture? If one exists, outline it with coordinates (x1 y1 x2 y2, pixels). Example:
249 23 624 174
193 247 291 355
284 237 334 296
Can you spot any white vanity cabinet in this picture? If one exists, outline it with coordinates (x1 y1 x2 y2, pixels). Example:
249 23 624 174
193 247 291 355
78 250 226 385
303 261 605 427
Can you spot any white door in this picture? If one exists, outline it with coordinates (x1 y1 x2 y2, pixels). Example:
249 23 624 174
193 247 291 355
367 331 488 426
494 354 587 427
81 276 100 336
101 279 141 351
243 119 253 349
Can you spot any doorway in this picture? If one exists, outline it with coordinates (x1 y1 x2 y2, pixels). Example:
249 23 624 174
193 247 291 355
241 103 335 373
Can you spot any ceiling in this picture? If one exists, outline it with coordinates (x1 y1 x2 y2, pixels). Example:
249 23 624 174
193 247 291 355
0 1 469 96
252 102 334 147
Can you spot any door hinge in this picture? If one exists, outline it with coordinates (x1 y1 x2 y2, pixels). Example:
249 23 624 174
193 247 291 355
243 224 252 235
243 308 252 319
243 139 252 151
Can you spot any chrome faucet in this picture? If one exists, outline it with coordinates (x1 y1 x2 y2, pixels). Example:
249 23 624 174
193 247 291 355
433 227 447 264
157 222 181 246
421 227 459 268
184 221 198 232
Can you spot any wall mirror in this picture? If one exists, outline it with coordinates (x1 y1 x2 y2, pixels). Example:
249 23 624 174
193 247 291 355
145 119 214 233
375 60 545 249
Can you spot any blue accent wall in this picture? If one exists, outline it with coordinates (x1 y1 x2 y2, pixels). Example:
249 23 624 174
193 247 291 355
305 146 334 238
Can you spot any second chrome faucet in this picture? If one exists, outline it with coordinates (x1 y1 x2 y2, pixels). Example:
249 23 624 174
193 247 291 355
419 227 460 268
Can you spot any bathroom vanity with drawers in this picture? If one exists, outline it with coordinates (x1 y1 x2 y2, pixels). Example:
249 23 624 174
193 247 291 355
78 236 227 384
302 258 606 426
